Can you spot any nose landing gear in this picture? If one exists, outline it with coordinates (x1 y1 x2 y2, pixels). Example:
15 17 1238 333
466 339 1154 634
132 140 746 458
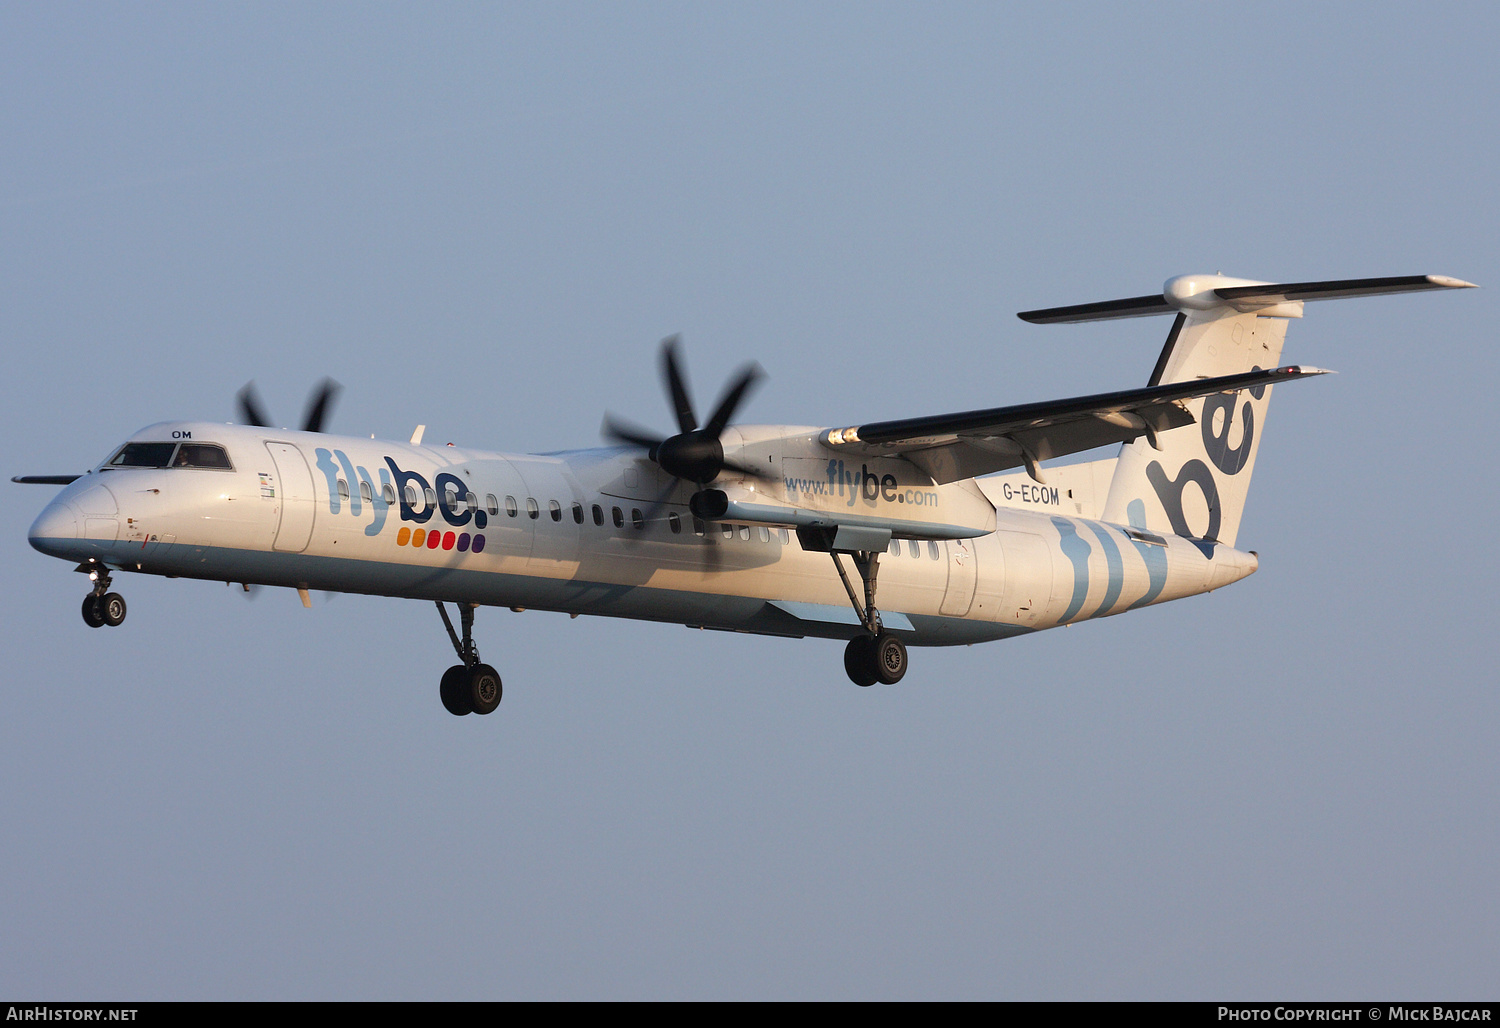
435 601 502 716
77 561 126 628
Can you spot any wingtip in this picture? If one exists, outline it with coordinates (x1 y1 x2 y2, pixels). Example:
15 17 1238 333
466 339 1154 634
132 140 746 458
1427 275 1478 289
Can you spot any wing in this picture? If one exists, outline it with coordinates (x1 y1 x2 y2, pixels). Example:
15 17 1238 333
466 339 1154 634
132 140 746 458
818 365 1327 484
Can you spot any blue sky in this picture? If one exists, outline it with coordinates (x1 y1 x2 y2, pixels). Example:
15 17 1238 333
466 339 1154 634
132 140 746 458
2 2 1495 999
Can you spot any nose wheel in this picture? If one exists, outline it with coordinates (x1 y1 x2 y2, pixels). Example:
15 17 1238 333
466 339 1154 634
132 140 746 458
78 562 126 628
434 602 503 716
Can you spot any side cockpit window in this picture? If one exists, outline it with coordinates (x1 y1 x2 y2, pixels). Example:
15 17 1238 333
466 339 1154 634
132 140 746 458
172 444 233 470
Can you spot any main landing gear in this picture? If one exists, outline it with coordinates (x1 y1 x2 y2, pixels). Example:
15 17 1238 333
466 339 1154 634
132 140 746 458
434 601 502 716
77 560 126 629
829 549 909 687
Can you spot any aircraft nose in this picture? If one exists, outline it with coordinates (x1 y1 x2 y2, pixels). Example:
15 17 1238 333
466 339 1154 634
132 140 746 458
28 501 78 556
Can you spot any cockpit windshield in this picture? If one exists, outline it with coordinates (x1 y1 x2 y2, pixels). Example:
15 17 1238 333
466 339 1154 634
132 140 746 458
172 444 233 469
104 442 233 470
106 442 177 468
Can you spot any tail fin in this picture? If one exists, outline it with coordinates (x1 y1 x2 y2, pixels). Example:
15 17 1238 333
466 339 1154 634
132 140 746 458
1021 273 1475 548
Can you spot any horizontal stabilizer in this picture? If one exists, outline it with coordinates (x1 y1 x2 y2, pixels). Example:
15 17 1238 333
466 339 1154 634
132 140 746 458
1019 273 1475 323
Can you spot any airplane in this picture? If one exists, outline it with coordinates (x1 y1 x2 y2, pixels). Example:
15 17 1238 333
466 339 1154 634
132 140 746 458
16 272 1474 715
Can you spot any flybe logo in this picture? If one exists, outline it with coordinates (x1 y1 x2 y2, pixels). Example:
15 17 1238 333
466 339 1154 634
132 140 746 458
312 448 487 553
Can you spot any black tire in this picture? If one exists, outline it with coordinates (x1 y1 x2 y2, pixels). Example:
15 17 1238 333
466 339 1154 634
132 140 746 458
440 664 473 716
101 592 127 627
874 633 908 685
81 595 105 628
844 636 878 687
469 663 502 715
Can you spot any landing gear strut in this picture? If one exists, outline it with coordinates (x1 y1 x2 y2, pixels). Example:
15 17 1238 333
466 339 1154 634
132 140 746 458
77 560 126 629
434 601 502 716
830 549 909 687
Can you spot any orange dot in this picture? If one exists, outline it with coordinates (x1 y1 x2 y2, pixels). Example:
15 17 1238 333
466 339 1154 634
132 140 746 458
396 527 410 546
412 528 425 548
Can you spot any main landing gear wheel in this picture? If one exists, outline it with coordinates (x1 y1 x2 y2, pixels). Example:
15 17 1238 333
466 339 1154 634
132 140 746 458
81 595 105 628
101 592 127 627
440 665 474 716
844 636 878 687
468 663 502 715
874 633 907 685
844 633 908 686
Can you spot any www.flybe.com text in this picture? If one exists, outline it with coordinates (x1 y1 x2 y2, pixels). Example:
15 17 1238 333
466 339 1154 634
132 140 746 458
783 460 939 508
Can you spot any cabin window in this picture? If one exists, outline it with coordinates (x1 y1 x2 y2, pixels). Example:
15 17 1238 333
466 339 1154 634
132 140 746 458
888 539 900 556
423 487 436 508
928 541 940 560
405 486 418 507
383 483 398 505
758 526 770 543
337 479 350 500
572 502 584 524
612 506 624 528
668 512 682 534
722 524 734 540
486 494 499 516
106 442 176 468
359 480 373 504
908 540 920 558
632 508 645 530
693 517 706 537
171 443 233 470
547 500 560 522
466 492 477 512
505 495 518 517
778 528 789 544
592 504 604 526
526 498 539 520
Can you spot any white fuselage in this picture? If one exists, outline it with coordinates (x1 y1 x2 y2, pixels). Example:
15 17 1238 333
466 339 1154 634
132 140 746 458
28 421 1257 646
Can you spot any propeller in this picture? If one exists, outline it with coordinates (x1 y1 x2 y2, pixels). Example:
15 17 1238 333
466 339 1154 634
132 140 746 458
236 378 342 433
603 337 769 487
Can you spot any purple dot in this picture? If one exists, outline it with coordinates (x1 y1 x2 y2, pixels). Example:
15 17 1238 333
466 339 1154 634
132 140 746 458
457 533 470 552
471 534 485 553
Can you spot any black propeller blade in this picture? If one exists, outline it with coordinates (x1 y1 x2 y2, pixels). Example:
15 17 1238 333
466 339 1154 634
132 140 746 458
236 383 272 428
236 378 341 433
603 337 766 487
301 378 340 434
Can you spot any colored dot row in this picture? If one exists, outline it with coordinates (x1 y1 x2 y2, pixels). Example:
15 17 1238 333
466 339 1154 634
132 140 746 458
396 527 486 553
